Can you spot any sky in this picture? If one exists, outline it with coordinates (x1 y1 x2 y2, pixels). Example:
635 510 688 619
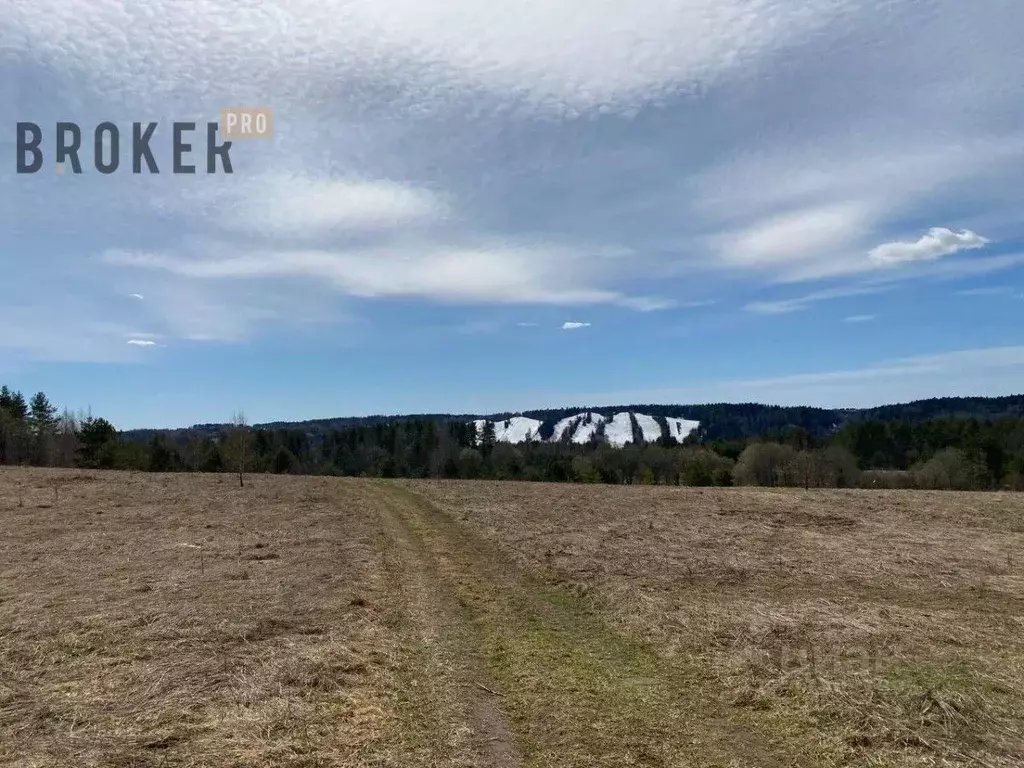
2 0 1023 429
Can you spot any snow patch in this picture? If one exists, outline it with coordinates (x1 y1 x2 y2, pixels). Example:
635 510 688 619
633 413 663 443
551 413 584 442
604 412 636 447
666 417 701 442
489 415 543 442
471 411 700 447
571 412 607 444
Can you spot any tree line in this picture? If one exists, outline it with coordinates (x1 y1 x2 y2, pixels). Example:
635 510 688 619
2 384 1022 490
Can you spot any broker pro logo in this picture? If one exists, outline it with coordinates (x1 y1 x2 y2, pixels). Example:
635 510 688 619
15 108 273 175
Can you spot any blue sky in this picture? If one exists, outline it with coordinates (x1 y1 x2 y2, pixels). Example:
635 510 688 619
2 0 1023 429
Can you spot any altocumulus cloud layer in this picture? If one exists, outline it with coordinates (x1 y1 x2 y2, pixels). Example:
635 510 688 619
2 0 1024 360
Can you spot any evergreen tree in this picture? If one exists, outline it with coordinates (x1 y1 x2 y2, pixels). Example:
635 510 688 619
77 417 118 468
27 392 58 466
8 391 28 420
273 446 297 474
479 420 496 456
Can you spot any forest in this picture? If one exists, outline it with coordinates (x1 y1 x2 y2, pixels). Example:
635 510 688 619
2 385 1023 490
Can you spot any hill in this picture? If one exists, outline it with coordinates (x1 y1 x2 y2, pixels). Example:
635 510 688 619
121 394 1024 444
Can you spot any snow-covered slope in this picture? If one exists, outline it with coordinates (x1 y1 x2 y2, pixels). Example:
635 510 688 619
471 411 700 448
633 413 663 443
474 415 543 443
666 417 701 442
604 412 635 447
571 414 606 444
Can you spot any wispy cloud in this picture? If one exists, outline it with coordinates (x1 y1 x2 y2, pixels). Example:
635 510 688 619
745 285 889 315
869 228 989 265
843 314 875 323
0 0 865 115
126 339 158 347
453 320 500 335
955 286 1017 297
129 293 145 300
5 0 1024 373
561 321 591 330
578 346 1024 409
100 245 663 311
212 174 448 239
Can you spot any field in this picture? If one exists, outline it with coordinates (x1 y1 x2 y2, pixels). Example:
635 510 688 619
2 468 1023 767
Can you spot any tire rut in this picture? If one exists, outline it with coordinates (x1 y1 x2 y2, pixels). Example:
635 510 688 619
381 482 797 768
377 485 524 768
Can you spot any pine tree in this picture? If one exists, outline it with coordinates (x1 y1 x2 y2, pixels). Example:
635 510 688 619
9 391 28 420
28 392 58 466
0 389 28 464
480 420 496 456
76 417 118 468
29 392 57 429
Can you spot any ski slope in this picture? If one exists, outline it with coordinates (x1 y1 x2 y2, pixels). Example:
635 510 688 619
471 411 700 447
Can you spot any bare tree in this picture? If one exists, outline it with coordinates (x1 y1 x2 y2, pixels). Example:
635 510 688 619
225 411 252 487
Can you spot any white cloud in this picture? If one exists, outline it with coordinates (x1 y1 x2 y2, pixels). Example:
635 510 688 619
744 284 889 315
954 286 1016 297
126 339 157 347
614 296 678 312
843 314 875 323
576 346 1024 408
868 228 990 265
100 245 663 310
561 321 590 330
716 202 871 269
686 135 1024 283
6 0 1024 363
0 0 862 114
129 293 144 300
515 322 539 327
215 174 447 238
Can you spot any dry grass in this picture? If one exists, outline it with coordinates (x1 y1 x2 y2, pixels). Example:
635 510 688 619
4 468 1023 767
0 468 402 767
409 481 1024 766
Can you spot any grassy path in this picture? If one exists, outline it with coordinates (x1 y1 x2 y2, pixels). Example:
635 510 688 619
375 482 794 768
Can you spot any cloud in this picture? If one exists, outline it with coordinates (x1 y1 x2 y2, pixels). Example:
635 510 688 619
126 339 157 347
686 134 1024 283
129 293 144 300
0 0 863 115
868 228 990 266
453 320 500 335
6 0 1024 364
212 174 447 238
515 322 539 327
561 321 591 330
100 245 664 310
576 346 1024 408
843 314 875 323
614 296 678 312
954 286 1017 297
744 284 889 315
716 202 871 270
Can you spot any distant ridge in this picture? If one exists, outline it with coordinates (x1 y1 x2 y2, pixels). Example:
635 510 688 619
122 394 1024 444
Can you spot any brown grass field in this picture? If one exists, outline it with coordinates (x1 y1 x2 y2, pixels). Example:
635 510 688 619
1 468 1023 767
